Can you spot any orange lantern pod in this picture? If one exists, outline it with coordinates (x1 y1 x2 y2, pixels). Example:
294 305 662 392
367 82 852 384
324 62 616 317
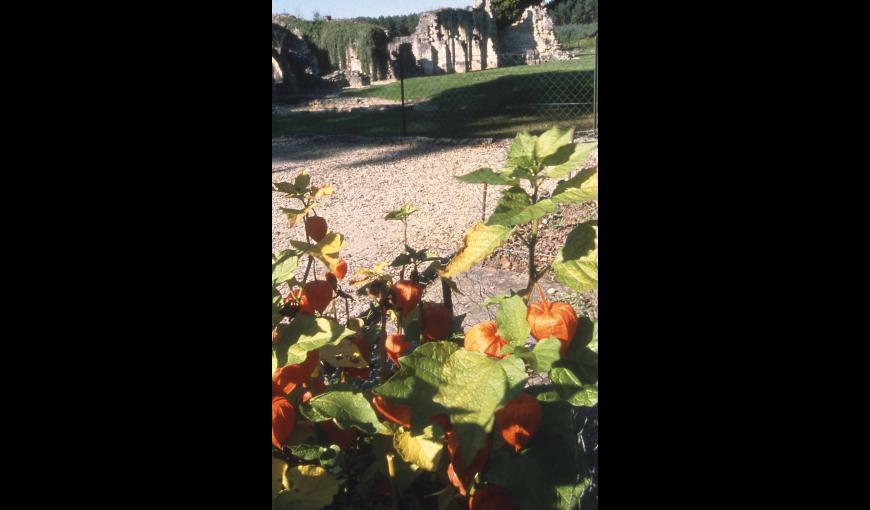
372 395 412 429
526 287 578 356
304 216 327 242
446 432 491 496
422 301 453 342
333 259 348 280
392 280 422 316
464 321 508 359
303 280 334 313
495 392 542 453
273 349 320 396
385 333 411 367
272 395 296 449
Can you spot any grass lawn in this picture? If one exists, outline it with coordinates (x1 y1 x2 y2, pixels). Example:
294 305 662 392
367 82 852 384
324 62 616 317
272 57 596 139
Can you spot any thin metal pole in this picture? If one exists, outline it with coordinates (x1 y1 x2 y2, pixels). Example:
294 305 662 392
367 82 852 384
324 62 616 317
593 33 598 137
399 50 407 137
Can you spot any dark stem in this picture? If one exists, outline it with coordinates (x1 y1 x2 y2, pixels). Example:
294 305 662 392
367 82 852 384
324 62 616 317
441 278 453 315
525 183 541 301
302 256 314 284
482 183 488 222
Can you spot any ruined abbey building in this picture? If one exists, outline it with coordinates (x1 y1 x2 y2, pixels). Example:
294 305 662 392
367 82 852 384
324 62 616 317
272 0 565 98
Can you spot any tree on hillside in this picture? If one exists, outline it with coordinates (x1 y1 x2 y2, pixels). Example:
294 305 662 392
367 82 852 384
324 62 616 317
546 0 599 25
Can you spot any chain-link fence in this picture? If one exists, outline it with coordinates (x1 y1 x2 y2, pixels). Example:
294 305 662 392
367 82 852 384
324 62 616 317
393 39 597 139
273 35 597 140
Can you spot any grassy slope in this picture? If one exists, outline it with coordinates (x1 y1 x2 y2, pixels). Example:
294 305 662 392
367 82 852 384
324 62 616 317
273 57 596 139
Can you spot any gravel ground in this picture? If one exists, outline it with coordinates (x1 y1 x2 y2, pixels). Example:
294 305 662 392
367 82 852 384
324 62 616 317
273 134 597 319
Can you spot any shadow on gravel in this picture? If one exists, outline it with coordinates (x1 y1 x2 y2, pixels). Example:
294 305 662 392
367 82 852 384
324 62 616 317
271 139 352 165
345 142 462 168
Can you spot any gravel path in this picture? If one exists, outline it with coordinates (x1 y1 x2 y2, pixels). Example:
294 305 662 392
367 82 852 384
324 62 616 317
273 136 510 263
272 134 596 319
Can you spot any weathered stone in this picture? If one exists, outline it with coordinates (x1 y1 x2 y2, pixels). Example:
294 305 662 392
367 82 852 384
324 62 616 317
386 0 564 77
271 1 565 90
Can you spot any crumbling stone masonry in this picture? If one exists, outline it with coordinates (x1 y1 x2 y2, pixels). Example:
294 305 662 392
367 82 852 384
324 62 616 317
271 0 564 91
499 3 565 64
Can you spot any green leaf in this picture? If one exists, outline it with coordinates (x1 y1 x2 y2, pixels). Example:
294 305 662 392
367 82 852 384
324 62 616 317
294 171 311 192
384 202 419 222
375 342 460 424
549 367 598 407
494 295 531 347
560 339 598 385
553 221 598 291
486 184 570 228
551 167 598 204
439 223 513 278
517 337 562 372
543 142 597 179
299 387 390 434
455 167 517 185
289 443 329 462
535 126 575 161
482 294 511 307
272 250 300 286
576 317 598 352
507 131 538 171
276 314 356 367
432 352 526 469
402 306 422 344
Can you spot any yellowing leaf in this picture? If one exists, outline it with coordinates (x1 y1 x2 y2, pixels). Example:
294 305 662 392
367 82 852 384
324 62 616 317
385 203 419 221
439 223 513 279
553 221 598 291
319 337 368 368
280 204 317 228
311 185 334 198
272 457 288 497
393 425 444 472
349 261 388 286
290 233 344 272
551 167 598 204
275 465 339 510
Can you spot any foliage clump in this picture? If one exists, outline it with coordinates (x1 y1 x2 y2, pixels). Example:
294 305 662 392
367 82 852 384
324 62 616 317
280 16 385 76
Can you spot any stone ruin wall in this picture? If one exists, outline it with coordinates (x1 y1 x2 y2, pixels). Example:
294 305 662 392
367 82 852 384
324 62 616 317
396 0 564 77
406 4 500 76
499 4 565 65
272 1 564 91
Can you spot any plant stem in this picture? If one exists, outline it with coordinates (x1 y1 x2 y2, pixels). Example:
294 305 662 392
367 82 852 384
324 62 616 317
302 256 314 284
301 210 314 284
482 183 488 222
527 219 539 300
379 314 388 383
386 453 399 510
525 182 541 301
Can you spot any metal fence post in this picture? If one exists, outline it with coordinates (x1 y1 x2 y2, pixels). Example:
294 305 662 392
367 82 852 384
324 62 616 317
399 52 407 137
593 33 598 137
